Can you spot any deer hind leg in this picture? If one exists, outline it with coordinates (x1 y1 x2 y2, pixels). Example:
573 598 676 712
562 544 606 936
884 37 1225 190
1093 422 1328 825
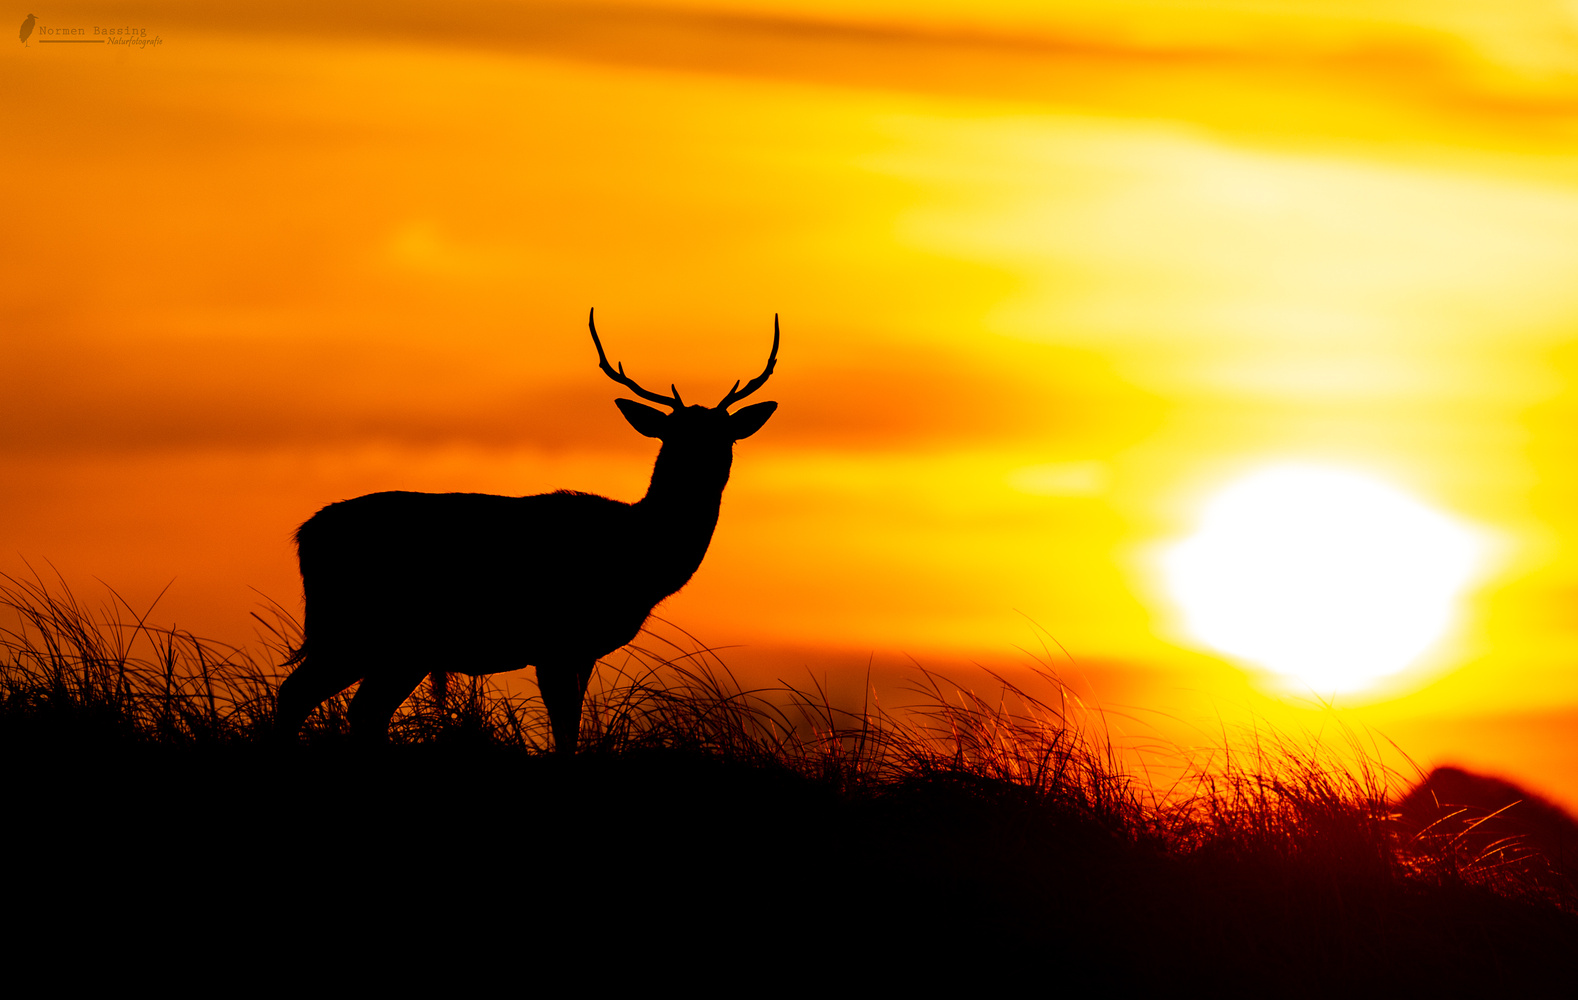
276 652 364 743
537 660 596 755
347 662 430 745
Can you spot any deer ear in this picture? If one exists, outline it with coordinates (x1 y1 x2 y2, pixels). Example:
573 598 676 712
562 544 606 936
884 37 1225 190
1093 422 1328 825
616 398 668 438
729 400 777 440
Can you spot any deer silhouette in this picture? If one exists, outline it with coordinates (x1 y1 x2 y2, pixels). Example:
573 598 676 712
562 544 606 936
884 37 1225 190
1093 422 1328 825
275 309 779 751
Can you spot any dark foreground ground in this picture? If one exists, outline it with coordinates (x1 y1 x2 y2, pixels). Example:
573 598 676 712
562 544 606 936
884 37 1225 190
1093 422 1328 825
5 572 1570 993
7 731 1575 994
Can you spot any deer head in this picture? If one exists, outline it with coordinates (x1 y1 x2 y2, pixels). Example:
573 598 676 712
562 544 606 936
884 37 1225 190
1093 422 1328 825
588 308 779 448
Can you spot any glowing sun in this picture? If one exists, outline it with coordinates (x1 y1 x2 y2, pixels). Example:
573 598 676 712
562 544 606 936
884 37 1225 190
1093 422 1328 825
1162 465 1482 694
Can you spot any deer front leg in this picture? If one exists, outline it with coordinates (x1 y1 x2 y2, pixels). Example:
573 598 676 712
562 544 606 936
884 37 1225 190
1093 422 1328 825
537 660 595 754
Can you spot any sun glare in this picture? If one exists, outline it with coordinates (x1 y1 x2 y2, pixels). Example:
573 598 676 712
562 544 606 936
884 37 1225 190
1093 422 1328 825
1162 465 1483 695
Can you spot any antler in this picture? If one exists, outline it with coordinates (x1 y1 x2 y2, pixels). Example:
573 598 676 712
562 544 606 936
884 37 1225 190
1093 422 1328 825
588 308 682 410
717 314 780 409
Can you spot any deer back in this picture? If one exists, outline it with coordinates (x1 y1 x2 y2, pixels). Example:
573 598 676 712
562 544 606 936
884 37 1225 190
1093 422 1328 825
296 490 661 666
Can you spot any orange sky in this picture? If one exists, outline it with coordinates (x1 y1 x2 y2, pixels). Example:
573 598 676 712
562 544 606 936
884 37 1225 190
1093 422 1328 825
7 0 1578 806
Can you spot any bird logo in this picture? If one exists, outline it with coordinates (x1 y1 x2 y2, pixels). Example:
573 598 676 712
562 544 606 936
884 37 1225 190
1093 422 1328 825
20 13 35 44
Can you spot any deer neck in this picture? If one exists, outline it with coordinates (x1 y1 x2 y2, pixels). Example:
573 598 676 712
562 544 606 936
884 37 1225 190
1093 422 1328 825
634 442 733 591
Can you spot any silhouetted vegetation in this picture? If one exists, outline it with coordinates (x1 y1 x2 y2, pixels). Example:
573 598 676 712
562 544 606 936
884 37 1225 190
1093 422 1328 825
3 572 1574 989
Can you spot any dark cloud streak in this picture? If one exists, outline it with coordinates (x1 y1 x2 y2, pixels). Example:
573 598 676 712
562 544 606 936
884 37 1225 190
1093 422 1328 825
0 327 1157 456
70 0 1575 140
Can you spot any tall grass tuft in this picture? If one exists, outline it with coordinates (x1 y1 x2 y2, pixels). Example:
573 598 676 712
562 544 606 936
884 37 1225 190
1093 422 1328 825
2 570 1573 920
0 569 284 746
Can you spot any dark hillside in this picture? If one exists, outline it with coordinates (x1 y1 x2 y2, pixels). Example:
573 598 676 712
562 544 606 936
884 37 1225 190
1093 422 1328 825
3 576 1575 991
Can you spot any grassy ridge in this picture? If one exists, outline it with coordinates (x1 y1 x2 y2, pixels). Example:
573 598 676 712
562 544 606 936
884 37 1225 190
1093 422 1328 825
2 571 1574 989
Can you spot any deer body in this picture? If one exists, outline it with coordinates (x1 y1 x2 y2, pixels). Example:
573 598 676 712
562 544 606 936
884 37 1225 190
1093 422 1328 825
275 311 778 751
